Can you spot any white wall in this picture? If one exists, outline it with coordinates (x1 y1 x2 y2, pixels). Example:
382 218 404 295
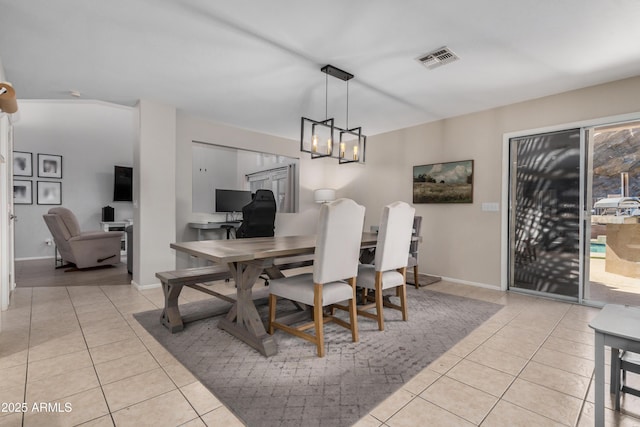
192 142 238 213
134 100 176 288
334 75 640 288
175 113 330 268
12 101 135 259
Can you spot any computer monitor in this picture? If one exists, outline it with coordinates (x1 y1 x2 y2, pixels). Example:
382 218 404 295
215 189 253 213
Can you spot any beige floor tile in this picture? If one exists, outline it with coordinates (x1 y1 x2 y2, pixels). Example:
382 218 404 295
26 365 100 404
551 325 594 346
111 389 199 427
401 368 440 395
200 406 245 427
83 326 138 349
94 351 160 385
163 362 198 388
466 344 528 376
541 335 594 361
179 418 206 427
503 378 582 425
420 375 498 424
352 414 385 427
89 336 147 365
76 414 115 426
481 400 564 427
180 381 222 416
0 385 26 410
446 359 515 397
22 386 109 427
369 388 414 422
0 364 26 391
483 333 539 360
102 367 176 411
0 412 23 426
427 352 462 375
577 400 640 427
386 397 474 427
532 347 594 378
27 331 88 363
27 349 92 382
519 360 591 399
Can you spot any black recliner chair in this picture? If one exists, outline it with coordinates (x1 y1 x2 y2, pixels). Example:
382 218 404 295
236 189 276 238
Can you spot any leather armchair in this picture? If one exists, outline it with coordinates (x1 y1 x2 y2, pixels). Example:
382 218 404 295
43 207 123 269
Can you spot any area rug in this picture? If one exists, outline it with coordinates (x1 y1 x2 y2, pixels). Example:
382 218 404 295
134 287 502 427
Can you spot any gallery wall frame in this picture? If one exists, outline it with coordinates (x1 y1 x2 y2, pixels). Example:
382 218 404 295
13 151 32 176
37 180 62 205
13 180 33 204
38 153 63 179
413 159 474 204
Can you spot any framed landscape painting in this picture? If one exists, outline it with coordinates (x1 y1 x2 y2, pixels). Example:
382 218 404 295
413 160 473 203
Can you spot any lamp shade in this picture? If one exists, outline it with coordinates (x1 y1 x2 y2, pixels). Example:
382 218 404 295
314 188 336 203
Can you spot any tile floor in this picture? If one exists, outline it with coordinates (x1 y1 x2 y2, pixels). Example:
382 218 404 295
1 280 639 426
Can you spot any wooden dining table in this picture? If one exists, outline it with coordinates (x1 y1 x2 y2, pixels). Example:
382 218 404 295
170 232 380 357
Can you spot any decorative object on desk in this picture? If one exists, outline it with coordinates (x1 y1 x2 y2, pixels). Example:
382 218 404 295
37 181 61 205
300 64 366 164
134 287 501 427
102 205 115 222
0 82 18 114
13 151 32 176
313 188 336 203
13 179 32 204
413 159 473 203
37 153 63 178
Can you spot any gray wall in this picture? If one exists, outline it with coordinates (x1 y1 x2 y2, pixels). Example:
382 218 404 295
13 100 135 259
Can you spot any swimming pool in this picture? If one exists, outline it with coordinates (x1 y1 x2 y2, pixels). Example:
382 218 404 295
590 242 606 253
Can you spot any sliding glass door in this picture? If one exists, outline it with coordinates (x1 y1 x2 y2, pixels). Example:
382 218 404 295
508 129 582 299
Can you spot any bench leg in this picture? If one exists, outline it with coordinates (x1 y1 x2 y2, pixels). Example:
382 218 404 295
160 281 185 333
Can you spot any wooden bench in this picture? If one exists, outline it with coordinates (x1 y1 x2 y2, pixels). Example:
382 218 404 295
157 256 315 333
157 264 235 332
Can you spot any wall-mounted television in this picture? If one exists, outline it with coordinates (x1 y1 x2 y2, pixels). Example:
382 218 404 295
113 165 133 202
215 189 252 212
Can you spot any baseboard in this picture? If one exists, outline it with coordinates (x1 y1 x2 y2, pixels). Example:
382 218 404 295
439 276 502 291
15 256 54 261
131 280 161 291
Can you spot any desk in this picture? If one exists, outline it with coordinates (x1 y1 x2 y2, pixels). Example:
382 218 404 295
188 221 241 240
170 232 379 356
589 304 640 426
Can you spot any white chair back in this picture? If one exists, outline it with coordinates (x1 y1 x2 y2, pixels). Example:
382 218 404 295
313 198 365 284
375 201 416 272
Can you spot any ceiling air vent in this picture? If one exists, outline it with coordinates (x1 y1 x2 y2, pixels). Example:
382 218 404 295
417 46 459 70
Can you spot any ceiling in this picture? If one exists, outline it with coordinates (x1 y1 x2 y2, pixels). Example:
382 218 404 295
2 0 640 141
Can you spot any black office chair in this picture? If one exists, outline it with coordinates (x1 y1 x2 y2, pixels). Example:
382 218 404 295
236 190 277 285
236 189 276 238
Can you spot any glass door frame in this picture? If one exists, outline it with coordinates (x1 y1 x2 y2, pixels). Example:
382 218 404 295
501 112 640 306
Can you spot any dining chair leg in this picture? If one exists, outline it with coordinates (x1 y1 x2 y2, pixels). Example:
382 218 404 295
314 284 325 357
375 271 384 331
268 294 277 334
348 277 359 342
414 266 420 289
399 283 408 321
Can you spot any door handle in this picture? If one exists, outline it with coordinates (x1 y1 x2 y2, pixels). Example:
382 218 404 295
9 213 17 221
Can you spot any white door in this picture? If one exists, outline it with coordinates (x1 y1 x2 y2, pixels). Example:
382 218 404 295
0 114 15 317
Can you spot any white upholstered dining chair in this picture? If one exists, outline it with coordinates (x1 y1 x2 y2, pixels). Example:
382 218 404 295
356 201 415 331
267 198 365 357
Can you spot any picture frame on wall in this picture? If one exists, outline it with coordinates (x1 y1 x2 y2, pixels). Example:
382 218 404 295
13 180 33 204
413 159 474 203
13 151 33 177
38 153 63 178
37 181 62 205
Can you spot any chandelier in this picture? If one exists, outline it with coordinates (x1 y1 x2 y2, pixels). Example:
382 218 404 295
300 65 366 164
